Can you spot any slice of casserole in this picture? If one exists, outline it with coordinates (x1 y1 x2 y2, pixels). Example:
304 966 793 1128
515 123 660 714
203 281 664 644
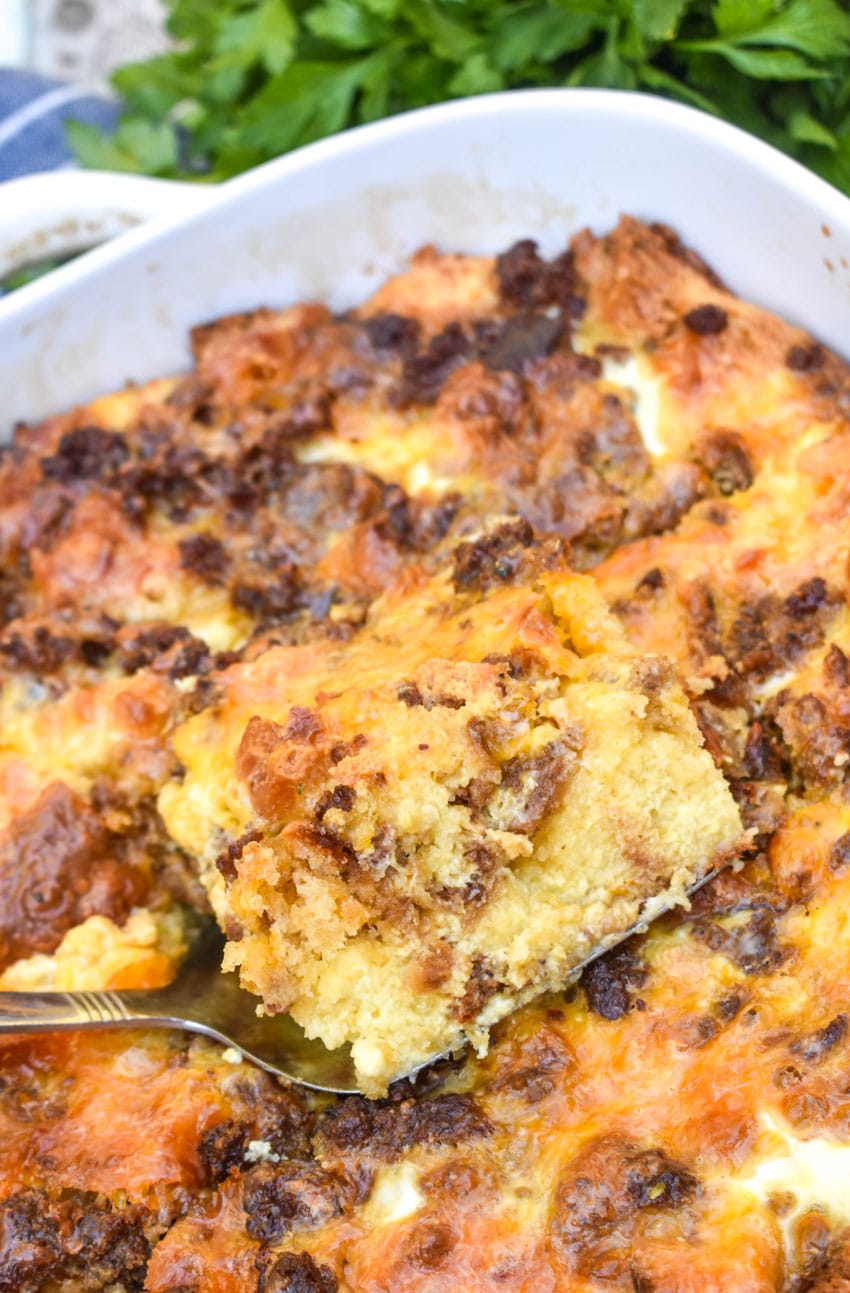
160 527 744 1094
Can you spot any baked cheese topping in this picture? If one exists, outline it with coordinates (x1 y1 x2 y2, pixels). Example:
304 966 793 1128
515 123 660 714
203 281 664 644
2 219 850 1290
739 1112 850 1224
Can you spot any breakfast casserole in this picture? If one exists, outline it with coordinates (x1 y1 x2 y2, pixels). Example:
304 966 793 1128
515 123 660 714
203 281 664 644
1 216 850 1290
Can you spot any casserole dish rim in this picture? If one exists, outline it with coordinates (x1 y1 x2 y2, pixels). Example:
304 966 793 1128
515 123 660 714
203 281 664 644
2 84 850 430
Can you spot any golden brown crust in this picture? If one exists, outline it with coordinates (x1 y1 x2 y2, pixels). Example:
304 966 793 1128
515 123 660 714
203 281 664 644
4 218 850 1289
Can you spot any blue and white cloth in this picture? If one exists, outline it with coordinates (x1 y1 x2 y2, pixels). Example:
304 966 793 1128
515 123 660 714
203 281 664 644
0 68 118 181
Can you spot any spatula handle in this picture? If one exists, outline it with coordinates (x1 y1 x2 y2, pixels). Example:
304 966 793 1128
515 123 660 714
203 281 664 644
0 989 136 1033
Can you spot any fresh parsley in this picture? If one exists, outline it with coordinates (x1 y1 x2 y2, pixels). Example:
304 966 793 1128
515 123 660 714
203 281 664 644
68 0 850 196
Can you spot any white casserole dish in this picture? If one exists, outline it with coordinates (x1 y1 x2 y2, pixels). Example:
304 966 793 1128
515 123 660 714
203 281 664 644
0 169 208 282
1 86 850 436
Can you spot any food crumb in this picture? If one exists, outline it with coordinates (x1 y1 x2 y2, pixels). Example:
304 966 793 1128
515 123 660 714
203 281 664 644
245 1138 281 1164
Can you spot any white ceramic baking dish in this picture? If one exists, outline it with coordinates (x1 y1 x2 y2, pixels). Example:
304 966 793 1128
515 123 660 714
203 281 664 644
2 87 850 437
0 169 208 281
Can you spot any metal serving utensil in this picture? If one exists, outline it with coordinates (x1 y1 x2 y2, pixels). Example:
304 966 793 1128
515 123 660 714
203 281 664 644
0 866 723 1093
0 919 358 1094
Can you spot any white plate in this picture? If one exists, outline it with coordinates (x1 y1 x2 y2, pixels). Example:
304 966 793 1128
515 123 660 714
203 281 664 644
2 88 850 434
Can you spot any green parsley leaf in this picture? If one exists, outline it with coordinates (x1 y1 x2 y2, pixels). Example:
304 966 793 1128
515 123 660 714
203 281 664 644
490 5 599 71
568 19 636 88
713 45 830 79
66 118 179 174
449 51 505 94
306 0 390 50
65 0 850 201
788 109 839 149
404 1 482 62
638 62 718 114
221 53 387 171
111 52 196 118
359 0 403 17
715 0 850 60
214 0 297 76
712 0 775 37
633 0 688 42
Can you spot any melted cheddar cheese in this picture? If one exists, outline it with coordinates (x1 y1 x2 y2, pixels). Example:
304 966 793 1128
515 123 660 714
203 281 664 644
2 219 850 1291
